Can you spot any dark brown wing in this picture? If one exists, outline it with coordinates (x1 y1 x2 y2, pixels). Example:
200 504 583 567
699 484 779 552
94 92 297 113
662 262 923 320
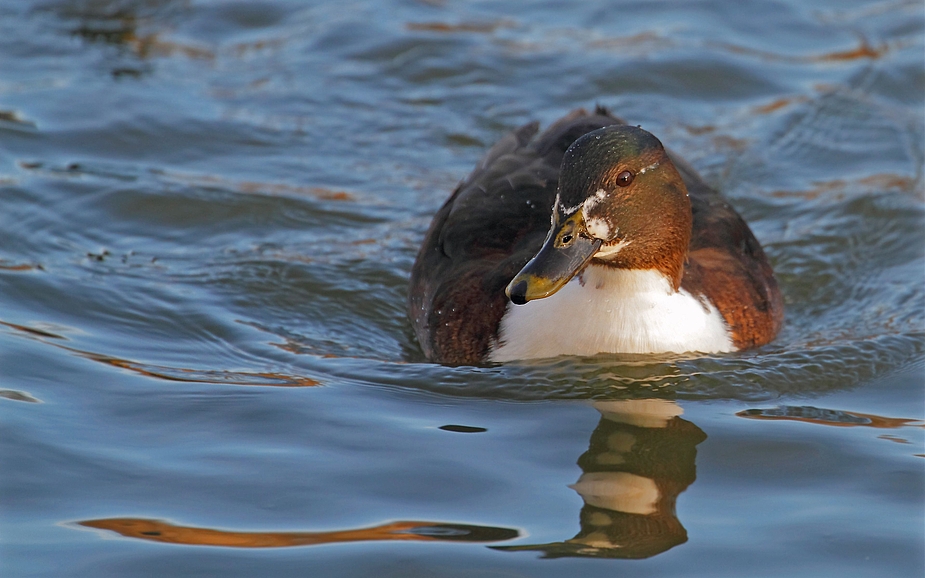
409 107 623 364
674 155 784 348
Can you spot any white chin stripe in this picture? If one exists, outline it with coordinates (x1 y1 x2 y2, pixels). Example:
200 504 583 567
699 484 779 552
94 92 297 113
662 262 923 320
556 193 581 216
594 238 631 257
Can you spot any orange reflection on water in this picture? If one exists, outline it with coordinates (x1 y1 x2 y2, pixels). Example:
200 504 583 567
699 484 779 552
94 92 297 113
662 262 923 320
0 261 41 272
406 20 512 34
78 517 518 548
0 319 320 387
714 37 890 63
768 173 916 200
752 95 811 114
737 406 923 429
0 320 65 339
157 169 356 201
81 351 321 387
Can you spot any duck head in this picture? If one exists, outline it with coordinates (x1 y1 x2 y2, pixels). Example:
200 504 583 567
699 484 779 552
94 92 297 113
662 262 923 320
506 125 692 305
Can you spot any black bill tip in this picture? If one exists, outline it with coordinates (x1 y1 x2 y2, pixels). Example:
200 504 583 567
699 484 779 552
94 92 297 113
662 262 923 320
507 280 528 305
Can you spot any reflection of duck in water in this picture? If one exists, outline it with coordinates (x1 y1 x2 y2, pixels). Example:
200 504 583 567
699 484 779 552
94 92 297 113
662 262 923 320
410 107 783 364
76 399 704 560
496 399 706 559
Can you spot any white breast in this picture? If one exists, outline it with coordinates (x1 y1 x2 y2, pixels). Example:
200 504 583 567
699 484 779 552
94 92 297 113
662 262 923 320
489 266 734 362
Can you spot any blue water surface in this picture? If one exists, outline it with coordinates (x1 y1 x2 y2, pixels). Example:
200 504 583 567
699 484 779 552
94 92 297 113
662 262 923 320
0 0 923 576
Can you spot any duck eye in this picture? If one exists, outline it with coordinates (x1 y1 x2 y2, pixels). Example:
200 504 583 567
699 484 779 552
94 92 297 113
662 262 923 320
616 170 634 187
556 225 576 247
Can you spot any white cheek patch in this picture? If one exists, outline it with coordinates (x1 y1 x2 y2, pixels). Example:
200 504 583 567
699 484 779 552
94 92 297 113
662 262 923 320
581 188 610 239
582 188 607 213
585 216 611 239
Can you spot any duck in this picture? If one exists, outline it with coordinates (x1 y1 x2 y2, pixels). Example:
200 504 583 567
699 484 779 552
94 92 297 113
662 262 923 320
409 106 783 364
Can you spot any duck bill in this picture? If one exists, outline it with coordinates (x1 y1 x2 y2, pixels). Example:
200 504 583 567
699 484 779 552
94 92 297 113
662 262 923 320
505 232 601 305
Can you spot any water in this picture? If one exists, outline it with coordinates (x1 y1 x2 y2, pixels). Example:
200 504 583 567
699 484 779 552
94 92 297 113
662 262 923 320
1 0 923 576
